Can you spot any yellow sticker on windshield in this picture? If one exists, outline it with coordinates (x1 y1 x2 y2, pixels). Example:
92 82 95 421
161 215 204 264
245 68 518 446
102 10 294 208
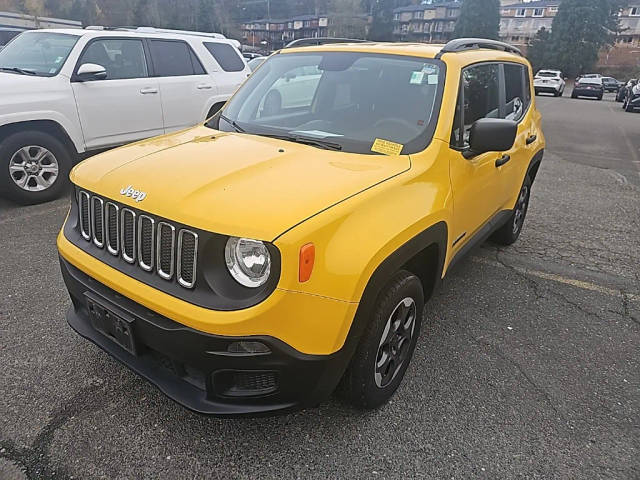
372 138 403 156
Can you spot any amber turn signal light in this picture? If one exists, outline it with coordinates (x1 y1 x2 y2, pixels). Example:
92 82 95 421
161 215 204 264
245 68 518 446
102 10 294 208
299 243 315 282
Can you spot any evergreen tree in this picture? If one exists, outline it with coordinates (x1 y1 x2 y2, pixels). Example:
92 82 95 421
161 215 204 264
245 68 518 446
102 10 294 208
549 0 625 77
367 0 396 41
527 26 552 73
453 0 500 40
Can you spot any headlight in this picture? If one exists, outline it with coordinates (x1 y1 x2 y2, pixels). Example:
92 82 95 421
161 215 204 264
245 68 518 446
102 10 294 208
225 237 271 287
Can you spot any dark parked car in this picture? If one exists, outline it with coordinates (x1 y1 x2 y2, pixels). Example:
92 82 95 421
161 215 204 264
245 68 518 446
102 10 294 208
623 82 640 112
602 77 620 92
0 27 26 48
617 78 637 102
571 77 604 100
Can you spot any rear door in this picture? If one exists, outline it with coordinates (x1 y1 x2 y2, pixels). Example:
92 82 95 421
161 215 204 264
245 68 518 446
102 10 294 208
148 39 214 132
71 37 163 149
500 62 535 208
202 41 249 97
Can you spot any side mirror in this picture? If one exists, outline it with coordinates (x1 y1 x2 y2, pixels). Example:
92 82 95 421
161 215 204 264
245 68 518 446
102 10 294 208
464 118 517 159
76 63 107 81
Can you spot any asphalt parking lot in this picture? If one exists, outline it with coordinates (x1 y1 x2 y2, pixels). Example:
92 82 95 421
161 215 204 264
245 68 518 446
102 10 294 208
1 91 639 479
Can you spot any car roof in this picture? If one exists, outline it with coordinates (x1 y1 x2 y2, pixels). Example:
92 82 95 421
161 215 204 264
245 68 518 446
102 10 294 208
30 28 237 44
580 77 602 83
280 42 527 64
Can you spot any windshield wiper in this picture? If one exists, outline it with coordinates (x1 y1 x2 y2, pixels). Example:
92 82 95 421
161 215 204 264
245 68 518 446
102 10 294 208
260 133 343 151
0 67 36 76
219 114 245 133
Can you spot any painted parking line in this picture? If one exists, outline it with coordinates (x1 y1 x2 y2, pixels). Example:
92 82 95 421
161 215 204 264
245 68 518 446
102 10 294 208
471 256 640 302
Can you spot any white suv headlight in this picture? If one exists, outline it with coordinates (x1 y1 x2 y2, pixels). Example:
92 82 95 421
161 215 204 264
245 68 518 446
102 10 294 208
225 237 271 287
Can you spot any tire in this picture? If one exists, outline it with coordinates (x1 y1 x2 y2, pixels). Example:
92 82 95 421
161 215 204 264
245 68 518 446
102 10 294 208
491 175 532 246
0 130 72 205
338 270 424 409
571 92 577 99
625 100 635 112
597 94 603 101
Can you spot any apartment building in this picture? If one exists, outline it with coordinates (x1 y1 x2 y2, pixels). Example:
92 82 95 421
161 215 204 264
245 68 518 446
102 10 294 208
499 0 559 47
392 2 461 43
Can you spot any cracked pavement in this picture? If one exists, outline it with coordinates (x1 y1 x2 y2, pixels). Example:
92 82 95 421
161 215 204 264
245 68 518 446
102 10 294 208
1 93 639 479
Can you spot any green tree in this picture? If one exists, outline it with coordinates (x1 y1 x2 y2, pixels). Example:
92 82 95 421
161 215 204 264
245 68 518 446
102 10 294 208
453 0 500 40
367 0 395 41
549 0 625 77
527 26 552 73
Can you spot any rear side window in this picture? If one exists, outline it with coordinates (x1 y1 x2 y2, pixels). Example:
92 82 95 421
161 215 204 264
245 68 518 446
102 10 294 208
504 63 530 122
204 42 245 72
149 40 204 77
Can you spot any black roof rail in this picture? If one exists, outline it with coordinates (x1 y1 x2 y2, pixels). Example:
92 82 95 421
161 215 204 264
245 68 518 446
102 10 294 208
284 37 370 48
436 38 522 59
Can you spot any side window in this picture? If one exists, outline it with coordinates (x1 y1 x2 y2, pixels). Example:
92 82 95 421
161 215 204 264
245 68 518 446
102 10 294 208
78 39 148 80
149 40 197 77
203 42 245 72
504 63 530 122
452 63 500 147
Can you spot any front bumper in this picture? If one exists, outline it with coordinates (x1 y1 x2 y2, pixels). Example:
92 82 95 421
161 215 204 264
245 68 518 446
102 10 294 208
60 257 353 415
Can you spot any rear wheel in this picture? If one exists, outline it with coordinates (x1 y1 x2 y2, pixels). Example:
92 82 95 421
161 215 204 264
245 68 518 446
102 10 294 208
491 176 532 246
571 92 577 99
0 130 72 205
625 100 635 112
338 270 424 409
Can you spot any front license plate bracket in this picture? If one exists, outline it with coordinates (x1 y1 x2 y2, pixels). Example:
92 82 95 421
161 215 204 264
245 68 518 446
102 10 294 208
85 292 138 355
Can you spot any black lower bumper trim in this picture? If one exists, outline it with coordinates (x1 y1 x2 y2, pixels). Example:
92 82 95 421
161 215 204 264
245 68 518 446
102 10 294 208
60 257 352 416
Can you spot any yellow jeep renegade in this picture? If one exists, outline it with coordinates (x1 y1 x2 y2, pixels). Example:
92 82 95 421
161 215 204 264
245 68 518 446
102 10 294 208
57 38 544 415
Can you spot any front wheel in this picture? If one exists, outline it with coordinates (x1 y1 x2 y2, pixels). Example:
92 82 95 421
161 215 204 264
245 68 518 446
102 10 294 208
0 130 72 205
338 270 424 409
491 176 532 246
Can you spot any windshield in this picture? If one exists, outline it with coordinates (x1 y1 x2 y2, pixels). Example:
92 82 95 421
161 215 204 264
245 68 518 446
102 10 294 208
0 31 79 76
215 51 445 155
536 71 558 78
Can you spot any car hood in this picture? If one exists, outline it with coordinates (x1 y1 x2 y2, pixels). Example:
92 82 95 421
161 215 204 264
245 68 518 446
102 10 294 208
71 126 410 240
0 71 56 90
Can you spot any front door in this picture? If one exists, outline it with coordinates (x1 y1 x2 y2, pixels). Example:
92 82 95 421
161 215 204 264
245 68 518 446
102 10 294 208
449 63 506 253
71 38 163 150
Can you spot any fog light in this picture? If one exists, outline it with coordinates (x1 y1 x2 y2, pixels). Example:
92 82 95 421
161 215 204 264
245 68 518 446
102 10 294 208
227 341 271 354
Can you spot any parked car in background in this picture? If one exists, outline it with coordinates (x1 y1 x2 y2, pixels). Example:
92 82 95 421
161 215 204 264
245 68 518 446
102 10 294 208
623 82 640 112
602 76 620 92
0 26 26 49
247 56 267 71
0 27 250 204
571 77 604 100
616 78 637 102
533 69 565 96
242 52 263 61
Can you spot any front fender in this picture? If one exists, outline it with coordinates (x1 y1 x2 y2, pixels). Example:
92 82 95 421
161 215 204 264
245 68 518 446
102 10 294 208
273 142 452 304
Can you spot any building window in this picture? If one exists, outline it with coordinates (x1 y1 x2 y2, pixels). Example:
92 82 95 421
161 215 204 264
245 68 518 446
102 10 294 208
394 13 399 20
549 6 558 13
533 8 544 17
631 7 640 16
511 36 520 42
515 8 526 17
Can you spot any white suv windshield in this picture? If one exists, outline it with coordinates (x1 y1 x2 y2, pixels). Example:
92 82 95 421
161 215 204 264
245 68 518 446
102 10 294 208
536 71 558 78
216 51 444 155
0 31 79 76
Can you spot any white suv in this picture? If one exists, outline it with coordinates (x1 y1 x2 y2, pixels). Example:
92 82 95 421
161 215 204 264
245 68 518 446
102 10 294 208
533 69 565 97
0 27 250 204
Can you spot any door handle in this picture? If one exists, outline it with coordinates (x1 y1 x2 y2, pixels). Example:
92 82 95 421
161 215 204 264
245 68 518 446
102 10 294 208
526 134 537 145
196 84 213 90
139 87 158 94
495 154 511 167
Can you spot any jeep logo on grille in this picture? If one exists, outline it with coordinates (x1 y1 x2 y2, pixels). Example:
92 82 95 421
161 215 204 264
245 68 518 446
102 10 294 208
120 185 147 202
